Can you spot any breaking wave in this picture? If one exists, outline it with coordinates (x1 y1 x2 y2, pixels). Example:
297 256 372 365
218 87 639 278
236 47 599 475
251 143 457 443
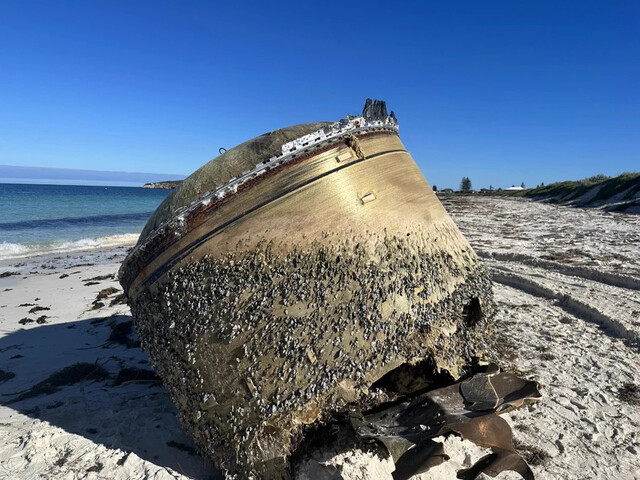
0 233 139 260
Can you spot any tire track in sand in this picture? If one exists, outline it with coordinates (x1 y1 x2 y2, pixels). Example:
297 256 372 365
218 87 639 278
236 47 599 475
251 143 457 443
491 269 640 350
478 250 640 291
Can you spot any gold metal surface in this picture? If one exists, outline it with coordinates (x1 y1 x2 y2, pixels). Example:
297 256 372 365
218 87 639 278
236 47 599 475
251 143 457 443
130 133 469 295
122 129 494 479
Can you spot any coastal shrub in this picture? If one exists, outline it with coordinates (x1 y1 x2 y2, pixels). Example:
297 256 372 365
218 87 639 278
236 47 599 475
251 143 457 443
591 173 640 203
578 173 611 185
500 172 640 206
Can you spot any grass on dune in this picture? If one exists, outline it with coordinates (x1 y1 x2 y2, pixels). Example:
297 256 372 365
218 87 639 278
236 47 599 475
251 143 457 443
495 172 640 206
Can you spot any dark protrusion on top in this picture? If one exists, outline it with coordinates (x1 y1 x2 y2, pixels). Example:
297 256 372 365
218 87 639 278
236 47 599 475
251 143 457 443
390 110 397 123
362 98 388 121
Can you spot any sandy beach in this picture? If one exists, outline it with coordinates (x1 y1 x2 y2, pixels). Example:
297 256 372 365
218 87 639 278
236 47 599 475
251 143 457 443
0 244 218 479
1 196 639 479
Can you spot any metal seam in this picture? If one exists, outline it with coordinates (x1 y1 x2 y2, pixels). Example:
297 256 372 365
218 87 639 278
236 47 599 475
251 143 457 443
138 147 408 290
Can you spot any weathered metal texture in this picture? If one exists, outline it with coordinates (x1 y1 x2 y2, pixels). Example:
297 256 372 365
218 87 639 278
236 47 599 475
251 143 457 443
139 122 331 242
120 120 495 479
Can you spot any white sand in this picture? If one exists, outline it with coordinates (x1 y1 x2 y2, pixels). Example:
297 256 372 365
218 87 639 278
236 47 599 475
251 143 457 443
442 196 640 480
0 197 638 479
0 246 216 479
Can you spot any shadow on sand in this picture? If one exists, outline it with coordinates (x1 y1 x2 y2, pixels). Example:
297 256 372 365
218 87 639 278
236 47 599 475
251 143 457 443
0 314 222 479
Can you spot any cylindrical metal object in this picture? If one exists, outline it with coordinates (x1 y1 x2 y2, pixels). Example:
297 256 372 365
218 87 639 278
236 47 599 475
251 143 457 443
120 107 494 478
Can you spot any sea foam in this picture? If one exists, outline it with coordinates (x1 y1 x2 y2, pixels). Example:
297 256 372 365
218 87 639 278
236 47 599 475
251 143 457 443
0 233 139 260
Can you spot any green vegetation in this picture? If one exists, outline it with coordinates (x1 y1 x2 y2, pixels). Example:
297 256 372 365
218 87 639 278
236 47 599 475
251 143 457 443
460 176 472 192
490 172 640 212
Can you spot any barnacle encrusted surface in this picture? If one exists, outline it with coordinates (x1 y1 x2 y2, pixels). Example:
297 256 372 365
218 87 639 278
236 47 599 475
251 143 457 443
129 230 494 478
122 104 495 479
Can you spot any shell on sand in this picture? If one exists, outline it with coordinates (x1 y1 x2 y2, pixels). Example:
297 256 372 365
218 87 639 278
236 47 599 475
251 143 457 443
119 104 495 478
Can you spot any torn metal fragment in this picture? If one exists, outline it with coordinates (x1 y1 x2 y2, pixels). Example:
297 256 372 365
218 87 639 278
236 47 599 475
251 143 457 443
453 415 534 480
351 370 541 480
460 372 500 411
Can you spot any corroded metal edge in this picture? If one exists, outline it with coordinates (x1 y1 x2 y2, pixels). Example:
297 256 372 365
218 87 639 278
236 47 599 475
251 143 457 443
119 129 399 294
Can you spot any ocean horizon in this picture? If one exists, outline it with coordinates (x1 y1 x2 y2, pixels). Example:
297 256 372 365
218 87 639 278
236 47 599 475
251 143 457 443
0 183 170 260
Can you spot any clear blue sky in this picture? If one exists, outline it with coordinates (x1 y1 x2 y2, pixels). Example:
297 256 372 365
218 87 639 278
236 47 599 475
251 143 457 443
1 1 638 189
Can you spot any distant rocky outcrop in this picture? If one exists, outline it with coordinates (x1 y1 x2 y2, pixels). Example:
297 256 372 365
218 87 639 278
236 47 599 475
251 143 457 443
142 180 183 190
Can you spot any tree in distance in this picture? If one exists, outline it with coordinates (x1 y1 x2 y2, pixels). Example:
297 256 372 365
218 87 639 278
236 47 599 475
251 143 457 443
432 185 438 192
521 181 525 188
460 177 472 192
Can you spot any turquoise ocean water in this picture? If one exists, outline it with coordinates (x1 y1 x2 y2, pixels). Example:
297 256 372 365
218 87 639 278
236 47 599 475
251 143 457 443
0 183 170 259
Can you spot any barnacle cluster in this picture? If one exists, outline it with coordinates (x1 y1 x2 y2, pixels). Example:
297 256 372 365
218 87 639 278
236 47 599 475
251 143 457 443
129 231 494 478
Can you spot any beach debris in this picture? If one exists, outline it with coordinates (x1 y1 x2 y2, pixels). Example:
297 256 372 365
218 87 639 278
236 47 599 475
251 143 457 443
107 319 139 348
5 362 109 403
617 382 640 405
113 367 161 386
28 306 49 314
54 448 73 467
109 293 128 306
351 368 541 479
3 362 109 404
66 263 95 269
86 462 104 473
166 440 199 456
88 287 119 310
512 439 550 467
0 271 20 278
96 287 119 300
0 369 16 383
85 274 115 281
120 100 498 478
